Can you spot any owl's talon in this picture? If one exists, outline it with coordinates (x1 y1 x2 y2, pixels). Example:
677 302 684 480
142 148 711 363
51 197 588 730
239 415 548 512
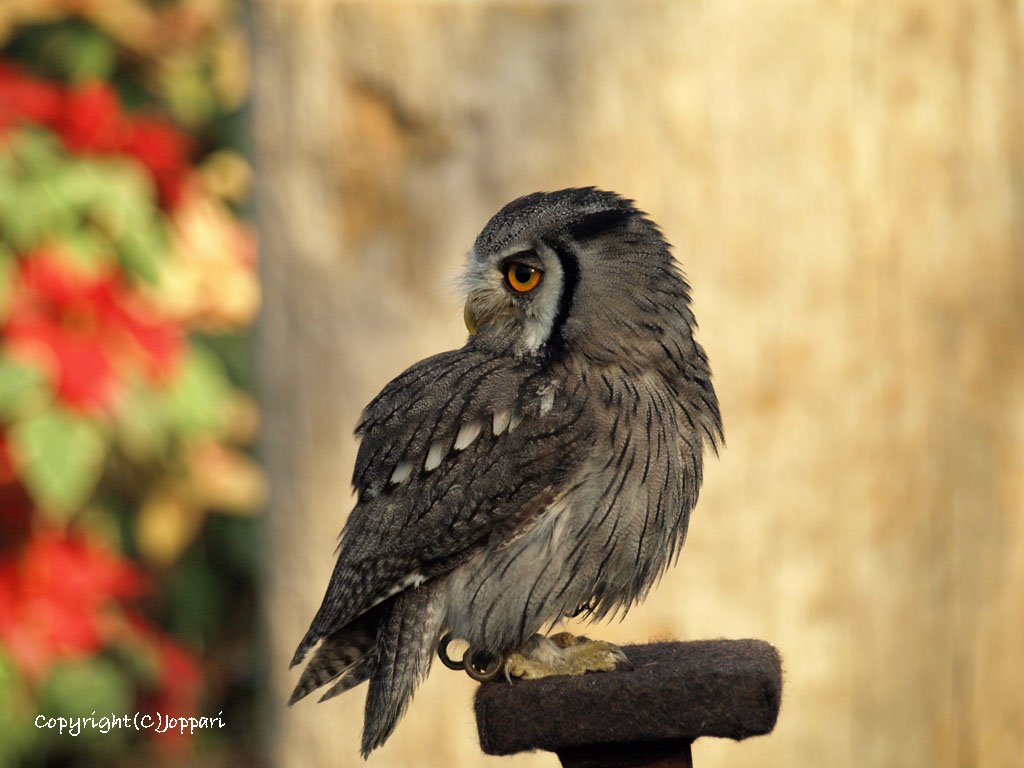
504 632 629 680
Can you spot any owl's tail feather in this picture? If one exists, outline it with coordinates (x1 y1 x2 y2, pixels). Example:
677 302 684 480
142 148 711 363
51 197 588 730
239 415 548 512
287 639 370 706
291 557 415 669
361 584 445 757
288 601 387 706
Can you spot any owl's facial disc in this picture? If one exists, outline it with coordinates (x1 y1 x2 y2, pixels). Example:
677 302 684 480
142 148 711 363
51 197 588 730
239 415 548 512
463 260 543 334
463 243 564 353
463 249 543 334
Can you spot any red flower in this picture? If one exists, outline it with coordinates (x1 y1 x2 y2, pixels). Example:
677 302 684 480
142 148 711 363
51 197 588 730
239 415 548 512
3 249 184 413
123 615 203 751
125 117 194 209
0 530 147 678
57 80 126 154
0 61 194 209
0 63 64 135
148 636 202 751
0 528 204 749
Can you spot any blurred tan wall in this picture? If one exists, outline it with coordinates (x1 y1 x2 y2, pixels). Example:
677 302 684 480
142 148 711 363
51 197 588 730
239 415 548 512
253 2 1024 767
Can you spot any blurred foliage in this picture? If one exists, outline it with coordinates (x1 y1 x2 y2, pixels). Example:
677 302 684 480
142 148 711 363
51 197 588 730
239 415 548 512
0 3 263 767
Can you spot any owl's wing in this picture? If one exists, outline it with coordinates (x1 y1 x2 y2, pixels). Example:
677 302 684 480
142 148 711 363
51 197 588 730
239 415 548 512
291 347 592 667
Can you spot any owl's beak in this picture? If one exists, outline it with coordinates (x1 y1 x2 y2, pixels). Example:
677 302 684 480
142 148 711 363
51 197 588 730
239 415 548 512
464 293 505 335
464 301 478 335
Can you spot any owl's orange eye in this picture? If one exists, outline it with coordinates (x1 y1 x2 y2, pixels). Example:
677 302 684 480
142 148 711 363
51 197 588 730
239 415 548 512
505 262 541 293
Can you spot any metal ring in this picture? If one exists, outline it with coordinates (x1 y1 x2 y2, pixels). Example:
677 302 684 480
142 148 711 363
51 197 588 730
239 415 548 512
437 634 465 671
463 648 503 682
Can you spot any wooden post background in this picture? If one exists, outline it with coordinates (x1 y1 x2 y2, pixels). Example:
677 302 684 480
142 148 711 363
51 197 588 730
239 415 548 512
253 2 1024 766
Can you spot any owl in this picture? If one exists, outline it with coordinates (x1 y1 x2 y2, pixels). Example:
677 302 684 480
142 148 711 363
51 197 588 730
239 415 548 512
289 188 722 756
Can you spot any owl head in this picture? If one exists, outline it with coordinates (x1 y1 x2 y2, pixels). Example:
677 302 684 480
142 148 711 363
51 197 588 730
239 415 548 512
461 187 699 365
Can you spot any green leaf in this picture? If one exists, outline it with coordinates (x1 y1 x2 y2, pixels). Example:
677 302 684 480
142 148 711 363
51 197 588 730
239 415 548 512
86 160 168 281
0 155 27 253
62 226 113 269
8 128 63 178
58 25 117 83
59 160 107 213
0 179 40 254
0 652 16 693
193 330 254 390
40 658 132 716
93 160 154 217
165 557 225 646
107 640 159 687
0 358 47 420
9 409 107 519
0 650 33 768
0 250 14 323
163 347 231 436
159 56 218 129
116 218 165 284
17 183 56 252
0 134 169 274
208 514 262 576
114 381 170 462
37 658 131 752
0 131 70 253
33 179 80 243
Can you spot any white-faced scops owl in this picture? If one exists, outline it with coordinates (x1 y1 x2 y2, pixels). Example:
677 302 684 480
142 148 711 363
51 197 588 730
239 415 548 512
289 187 722 756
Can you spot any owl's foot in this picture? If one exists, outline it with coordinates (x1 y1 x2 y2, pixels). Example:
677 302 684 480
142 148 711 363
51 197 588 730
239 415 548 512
504 632 629 680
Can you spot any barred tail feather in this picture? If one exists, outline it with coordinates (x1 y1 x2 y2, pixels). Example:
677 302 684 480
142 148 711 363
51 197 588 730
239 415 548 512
360 584 445 757
317 657 371 702
288 601 386 704
288 639 370 706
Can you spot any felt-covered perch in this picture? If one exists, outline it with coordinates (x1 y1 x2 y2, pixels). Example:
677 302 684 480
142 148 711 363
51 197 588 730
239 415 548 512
474 639 782 768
